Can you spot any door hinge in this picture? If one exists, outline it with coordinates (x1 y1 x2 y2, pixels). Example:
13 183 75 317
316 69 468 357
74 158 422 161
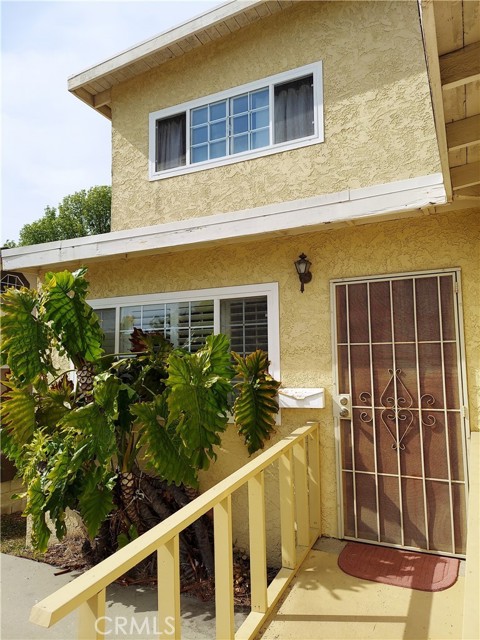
461 406 468 419
455 281 459 294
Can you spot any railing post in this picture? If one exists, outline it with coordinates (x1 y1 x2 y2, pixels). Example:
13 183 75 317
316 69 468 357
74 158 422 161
279 449 296 569
157 535 181 638
214 495 234 640
248 471 268 613
308 425 321 535
78 589 105 640
293 438 310 547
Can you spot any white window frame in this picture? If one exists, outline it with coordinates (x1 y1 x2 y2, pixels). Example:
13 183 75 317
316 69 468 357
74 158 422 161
149 61 324 180
89 282 280 381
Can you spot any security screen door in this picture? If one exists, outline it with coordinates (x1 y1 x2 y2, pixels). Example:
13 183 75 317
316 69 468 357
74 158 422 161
333 271 468 556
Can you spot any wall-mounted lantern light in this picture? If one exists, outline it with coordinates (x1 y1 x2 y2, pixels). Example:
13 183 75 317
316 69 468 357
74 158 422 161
294 253 312 293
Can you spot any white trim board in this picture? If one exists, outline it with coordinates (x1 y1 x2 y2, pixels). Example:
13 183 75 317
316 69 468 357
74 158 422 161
1 173 446 271
68 1 264 91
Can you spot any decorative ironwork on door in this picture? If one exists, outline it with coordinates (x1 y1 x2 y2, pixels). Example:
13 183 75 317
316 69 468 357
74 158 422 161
360 368 437 451
333 273 468 557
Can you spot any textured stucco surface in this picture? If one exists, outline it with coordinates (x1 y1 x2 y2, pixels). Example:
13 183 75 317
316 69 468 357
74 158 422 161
110 0 441 231
66 208 480 565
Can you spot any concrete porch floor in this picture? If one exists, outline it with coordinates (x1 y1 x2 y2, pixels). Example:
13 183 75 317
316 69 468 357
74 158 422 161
257 538 465 640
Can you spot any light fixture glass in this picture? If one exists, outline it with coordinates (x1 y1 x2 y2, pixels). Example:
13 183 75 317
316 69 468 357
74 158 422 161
294 253 312 293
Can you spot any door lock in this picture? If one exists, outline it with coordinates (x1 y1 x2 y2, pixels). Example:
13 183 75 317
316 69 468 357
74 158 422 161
335 394 352 419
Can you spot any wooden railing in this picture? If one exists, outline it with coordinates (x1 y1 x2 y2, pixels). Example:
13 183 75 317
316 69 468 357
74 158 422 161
30 422 321 640
463 431 479 640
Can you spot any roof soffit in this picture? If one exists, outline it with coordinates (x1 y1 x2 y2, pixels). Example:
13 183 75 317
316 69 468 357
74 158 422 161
421 0 480 202
68 0 293 119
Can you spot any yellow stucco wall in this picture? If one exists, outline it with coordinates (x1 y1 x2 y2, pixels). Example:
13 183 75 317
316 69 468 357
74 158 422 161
110 0 441 231
77 208 479 564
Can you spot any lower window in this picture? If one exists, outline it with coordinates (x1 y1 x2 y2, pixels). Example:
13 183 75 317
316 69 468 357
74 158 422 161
89 283 279 379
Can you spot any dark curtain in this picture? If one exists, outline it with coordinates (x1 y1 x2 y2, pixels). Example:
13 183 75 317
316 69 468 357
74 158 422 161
274 75 314 144
156 113 186 171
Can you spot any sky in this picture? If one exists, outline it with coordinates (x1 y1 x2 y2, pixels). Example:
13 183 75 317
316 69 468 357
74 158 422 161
1 0 224 244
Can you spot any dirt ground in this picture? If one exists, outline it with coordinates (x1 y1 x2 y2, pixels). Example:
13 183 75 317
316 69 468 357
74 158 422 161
0 512 272 607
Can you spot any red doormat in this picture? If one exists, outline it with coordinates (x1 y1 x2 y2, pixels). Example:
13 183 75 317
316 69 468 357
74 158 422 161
338 542 460 591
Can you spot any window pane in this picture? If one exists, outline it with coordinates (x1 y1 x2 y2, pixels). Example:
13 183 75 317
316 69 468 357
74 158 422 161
192 145 208 163
210 101 226 121
192 126 208 145
143 304 166 331
232 94 248 114
192 106 208 126
210 140 226 159
190 300 214 325
251 88 269 110
97 308 115 332
156 113 186 171
176 328 214 353
233 114 248 135
232 134 249 154
119 332 133 353
96 308 116 354
220 296 268 357
165 301 214 351
251 108 269 130
274 74 314 144
190 327 215 352
120 306 141 331
210 121 226 141
251 128 269 150
177 328 192 350
168 302 190 327
189 86 274 163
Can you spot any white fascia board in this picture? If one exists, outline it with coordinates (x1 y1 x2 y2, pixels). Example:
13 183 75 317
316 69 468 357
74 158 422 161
1 173 446 272
68 0 261 90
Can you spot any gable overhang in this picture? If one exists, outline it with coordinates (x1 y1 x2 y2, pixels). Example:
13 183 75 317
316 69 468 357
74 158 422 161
1 174 446 273
68 0 294 119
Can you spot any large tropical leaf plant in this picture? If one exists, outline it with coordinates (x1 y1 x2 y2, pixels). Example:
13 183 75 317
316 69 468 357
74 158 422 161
0 269 280 579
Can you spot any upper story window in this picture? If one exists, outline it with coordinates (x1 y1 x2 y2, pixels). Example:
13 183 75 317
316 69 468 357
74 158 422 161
149 62 323 180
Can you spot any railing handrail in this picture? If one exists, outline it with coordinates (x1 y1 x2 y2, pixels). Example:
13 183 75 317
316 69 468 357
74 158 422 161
30 422 319 629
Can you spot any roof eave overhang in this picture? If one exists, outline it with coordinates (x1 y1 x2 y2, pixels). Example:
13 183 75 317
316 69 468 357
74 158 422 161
1 174 446 273
68 0 285 120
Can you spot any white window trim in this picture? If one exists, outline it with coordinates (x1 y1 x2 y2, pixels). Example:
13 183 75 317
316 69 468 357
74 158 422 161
89 282 280 381
149 61 324 180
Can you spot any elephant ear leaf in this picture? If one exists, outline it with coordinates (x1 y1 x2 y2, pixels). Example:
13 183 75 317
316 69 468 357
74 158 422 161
0 385 36 464
203 334 234 381
0 287 52 386
232 350 280 455
60 404 116 462
166 348 230 471
132 398 198 488
24 477 52 552
78 467 116 539
41 268 104 365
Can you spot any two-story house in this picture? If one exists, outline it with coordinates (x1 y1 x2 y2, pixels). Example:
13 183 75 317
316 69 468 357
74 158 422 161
2 0 479 573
